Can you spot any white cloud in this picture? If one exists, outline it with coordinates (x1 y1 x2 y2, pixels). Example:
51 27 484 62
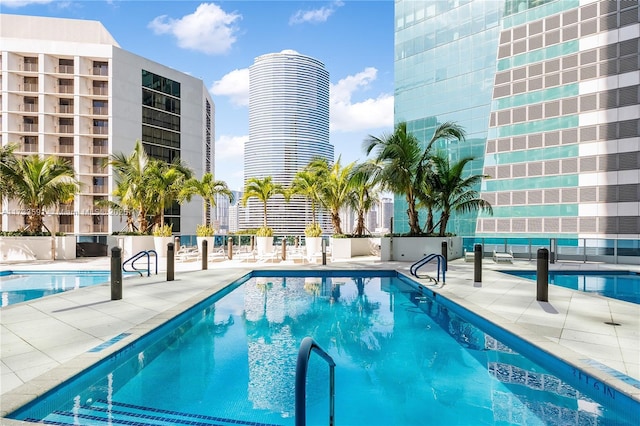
148 3 241 55
330 68 394 132
210 68 249 107
289 0 344 25
0 0 54 7
215 134 247 160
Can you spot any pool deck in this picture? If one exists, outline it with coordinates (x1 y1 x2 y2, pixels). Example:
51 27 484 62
1 255 639 423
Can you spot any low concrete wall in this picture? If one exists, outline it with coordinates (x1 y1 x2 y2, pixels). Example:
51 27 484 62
380 236 462 262
330 237 378 259
0 236 76 261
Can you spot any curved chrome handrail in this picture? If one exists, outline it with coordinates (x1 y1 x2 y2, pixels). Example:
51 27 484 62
295 336 335 426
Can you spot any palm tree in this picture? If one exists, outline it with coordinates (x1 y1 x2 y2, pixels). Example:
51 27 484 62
428 153 492 236
241 176 284 234
1 154 79 233
363 122 423 235
181 173 233 226
349 163 379 236
308 156 354 235
0 143 19 199
364 121 468 235
290 167 323 226
108 140 152 232
417 121 467 234
144 158 193 228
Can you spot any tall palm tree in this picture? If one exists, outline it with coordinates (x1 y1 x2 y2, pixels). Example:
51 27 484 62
108 140 152 232
349 163 379 236
363 122 424 235
307 156 354 235
417 121 468 234
144 158 193 227
241 176 284 233
181 173 233 226
1 154 79 232
428 153 492 236
290 167 323 227
364 121 468 235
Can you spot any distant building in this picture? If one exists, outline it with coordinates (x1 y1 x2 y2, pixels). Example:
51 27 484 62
242 50 333 235
378 197 393 234
1 14 213 238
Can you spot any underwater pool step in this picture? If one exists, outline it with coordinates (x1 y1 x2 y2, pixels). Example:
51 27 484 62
32 399 282 426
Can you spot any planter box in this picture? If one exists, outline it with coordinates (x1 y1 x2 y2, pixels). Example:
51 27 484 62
305 237 323 258
0 236 76 261
154 236 174 258
330 237 378 259
256 236 274 256
380 236 462 262
111 235 155 260
196 237 214 256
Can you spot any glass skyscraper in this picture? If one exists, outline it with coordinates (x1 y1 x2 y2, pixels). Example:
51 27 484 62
242 50 333 235
394 0 639 239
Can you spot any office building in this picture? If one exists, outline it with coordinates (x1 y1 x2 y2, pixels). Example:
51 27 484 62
0 14 213 237
242 50 333 235
394 0 639 239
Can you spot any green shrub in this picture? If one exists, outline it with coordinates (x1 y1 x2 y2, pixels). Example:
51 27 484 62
304 223 322 237
152 223 173 237
256 226 273 237
196 224 215 237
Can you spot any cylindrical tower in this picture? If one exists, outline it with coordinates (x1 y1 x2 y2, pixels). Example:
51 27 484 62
242 50 333 235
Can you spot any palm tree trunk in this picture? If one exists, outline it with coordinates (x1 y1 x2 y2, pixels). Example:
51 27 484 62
332 212 342 235
438 211 450 237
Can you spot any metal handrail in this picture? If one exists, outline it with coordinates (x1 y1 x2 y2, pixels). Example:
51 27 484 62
410 253 446 282
122 250 158 277
295 337 335 426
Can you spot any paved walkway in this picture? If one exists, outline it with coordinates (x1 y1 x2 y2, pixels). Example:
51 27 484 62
1 255 639 423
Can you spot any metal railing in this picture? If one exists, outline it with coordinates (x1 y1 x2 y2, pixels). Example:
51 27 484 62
410 253 446 282
295 337 335 426
123 250 157 277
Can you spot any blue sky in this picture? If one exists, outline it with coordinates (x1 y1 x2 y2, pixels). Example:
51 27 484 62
2 0 395 190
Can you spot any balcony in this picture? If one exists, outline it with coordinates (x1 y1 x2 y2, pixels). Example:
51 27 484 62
93 224 108 233
57 85 74 94
92 106 108 115
57 144 74 154
20 83 38 92
57 125 74 134
22 63 38 72
56 65 74 74
93 87 108 96
91 145 109 155
21 104 38 112
20 123 38 132
20 143 38 153
57 105 74 114
92 185 106 194
92 67 109 76
58 224 74 233
92 165 106 174
93 126 108 135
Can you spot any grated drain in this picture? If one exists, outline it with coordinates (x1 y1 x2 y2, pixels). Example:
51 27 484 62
604 321 621 326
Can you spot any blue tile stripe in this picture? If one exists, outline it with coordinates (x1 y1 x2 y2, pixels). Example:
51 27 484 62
88 333 132 353
580 358 640 390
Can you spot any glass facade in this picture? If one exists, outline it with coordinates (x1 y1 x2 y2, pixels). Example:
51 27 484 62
394 0 640 238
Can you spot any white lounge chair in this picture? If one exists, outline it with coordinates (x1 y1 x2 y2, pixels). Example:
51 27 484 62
492 250 513 263
464 249 476 262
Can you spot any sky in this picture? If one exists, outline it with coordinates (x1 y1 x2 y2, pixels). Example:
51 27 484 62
1 0 395 190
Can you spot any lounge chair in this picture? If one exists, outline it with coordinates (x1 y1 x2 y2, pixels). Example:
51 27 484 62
464 249 476 262
492 250 514 263
176 246 199 262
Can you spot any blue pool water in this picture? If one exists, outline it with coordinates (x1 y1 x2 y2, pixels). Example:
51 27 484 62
500 270 640 304
8 271 638 425
0 270 112 307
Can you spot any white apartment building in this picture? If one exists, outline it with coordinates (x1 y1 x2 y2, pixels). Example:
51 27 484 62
243 50 333 235
0 14 213 238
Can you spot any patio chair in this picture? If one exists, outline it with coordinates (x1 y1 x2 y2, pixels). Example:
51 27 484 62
492 250 514 263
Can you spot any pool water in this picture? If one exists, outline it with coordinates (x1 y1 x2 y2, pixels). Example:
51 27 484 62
500 270 640 304
0 270 112 307
9 272 637 425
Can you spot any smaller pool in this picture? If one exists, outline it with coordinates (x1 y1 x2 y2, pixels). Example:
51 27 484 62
501 270 640 304
0 270 113 307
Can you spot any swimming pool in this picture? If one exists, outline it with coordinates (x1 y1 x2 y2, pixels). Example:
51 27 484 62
7 270 638 425
0 270 112 307
500 270 640 304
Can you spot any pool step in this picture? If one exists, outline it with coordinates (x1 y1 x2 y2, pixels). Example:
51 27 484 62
27 399 282 426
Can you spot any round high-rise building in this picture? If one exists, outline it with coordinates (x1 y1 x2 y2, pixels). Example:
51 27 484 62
242 50 333 235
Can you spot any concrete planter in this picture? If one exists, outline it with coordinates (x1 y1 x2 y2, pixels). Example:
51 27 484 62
305 237 322 258
256 236 273 256
196 237 214 255
112 235 155 260
330 237 377 259
154 236 173 258
380 236 462 262
0 235 76 261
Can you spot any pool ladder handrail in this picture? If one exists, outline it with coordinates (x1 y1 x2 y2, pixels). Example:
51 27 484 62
410 253 446 282
295 336 335 426
122 250 158 277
